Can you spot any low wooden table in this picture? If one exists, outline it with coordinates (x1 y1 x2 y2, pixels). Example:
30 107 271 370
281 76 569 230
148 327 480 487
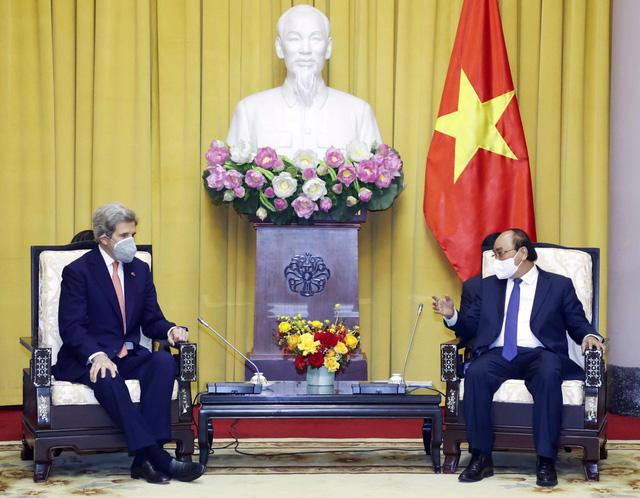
198 380 442 472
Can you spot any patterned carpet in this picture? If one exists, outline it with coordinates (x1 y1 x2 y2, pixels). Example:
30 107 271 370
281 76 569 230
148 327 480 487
1 439 639 497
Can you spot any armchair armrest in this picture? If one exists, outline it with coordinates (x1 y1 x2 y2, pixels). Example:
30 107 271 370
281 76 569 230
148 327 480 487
583 348 605 427
20 336 33 352
440 341 461 382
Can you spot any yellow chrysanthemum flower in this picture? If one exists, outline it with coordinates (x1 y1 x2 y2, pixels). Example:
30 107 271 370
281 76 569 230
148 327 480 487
298 333 320 356
324 356 340 372
278 321 292 333
334 341 348 355
287 335 300 350
311 320 323 329
345 334 358 349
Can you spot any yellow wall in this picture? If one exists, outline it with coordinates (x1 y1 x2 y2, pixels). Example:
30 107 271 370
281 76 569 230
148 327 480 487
0 0 609 405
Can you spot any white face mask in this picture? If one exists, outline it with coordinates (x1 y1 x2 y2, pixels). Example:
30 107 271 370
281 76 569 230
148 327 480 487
493 251 522 280
112 237 137 263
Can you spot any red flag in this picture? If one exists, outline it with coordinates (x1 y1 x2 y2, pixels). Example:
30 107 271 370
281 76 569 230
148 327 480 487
424 0 536 281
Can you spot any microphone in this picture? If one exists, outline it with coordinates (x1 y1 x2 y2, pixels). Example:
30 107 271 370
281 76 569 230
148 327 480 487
197 316 267 385
398 303 424 387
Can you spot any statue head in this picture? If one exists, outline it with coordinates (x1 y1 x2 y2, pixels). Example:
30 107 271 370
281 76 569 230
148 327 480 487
275 5 332 106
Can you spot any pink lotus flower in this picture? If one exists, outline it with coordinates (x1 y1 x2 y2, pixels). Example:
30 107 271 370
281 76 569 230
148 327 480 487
206 141 230 166
356 159 378 183
358 188 372 202
316 163 329 176
272 158 285 172
255 147 279 169
206 165 226 190
245 169 266 189
331 183 343 194
384 152 403 177
223 170 244 189
337 164 357 186
325 147 345 168
375 168 393 189
319 197 333 212
274 198 288 211
264 187 275 198
291 195 319 219
234 186 246 198
376 143 391 156
303 168 316 180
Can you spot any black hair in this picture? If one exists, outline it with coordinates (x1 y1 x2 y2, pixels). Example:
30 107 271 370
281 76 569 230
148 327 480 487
508 228 538 261
481 232 501 251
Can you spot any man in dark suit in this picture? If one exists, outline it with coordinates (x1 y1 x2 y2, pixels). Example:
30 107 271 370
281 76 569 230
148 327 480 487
433 228 604 487
52 203 205 484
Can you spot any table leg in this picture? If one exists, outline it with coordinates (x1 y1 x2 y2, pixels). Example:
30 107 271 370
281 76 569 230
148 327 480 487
430 410 442 473
422 418 432 456
198 414 212 466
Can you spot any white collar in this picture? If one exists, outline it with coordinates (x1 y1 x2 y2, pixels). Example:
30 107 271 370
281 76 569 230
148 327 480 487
281 77 329 109
512 264 538 285
98 245 117 269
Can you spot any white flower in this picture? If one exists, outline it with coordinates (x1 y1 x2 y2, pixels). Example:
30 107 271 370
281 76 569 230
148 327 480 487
272 172 298 199
223 190 235 202
293 149 319 170
346 140 372 162
256 207 268 221
230 140 255 165
302 177 327 202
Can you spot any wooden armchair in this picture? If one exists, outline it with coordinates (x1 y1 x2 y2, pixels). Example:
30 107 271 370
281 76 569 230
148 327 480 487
440 243 607 480
20 241 198 482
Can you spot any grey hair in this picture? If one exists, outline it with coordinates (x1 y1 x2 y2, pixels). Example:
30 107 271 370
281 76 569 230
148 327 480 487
92 203 138 240
276 5 330 39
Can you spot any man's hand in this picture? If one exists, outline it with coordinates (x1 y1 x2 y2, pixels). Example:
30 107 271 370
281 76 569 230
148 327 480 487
168 326 189 346
582 335 606 353
432 295 455 319
89 353 118 383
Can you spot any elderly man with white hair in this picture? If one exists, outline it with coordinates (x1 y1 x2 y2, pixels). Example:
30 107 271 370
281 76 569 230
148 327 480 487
226 4 382 157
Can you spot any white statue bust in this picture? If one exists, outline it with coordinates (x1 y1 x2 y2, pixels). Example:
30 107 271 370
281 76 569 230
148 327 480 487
226 4 382 158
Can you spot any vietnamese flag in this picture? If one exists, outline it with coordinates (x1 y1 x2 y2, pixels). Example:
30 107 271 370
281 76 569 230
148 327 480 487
424 0 536 281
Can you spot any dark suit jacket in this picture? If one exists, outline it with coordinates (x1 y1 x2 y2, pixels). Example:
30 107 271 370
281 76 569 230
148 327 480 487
446 274 482 348
453 267 596 359
52 247 175 381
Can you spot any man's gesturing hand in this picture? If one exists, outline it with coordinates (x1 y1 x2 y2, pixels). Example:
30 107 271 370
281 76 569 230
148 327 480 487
432 295 455 319
90 353 118 383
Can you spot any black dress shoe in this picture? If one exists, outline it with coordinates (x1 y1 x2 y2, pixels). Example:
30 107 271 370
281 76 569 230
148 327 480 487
131 460 170 485
536 458 558 487
168 458 206 482
458 453 494 482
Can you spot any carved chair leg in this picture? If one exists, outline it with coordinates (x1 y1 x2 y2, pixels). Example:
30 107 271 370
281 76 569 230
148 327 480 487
443 437 462 474
33 462 52 482
175 437 193 463
20 438 34 461
583 461 599 481
599 445 608 460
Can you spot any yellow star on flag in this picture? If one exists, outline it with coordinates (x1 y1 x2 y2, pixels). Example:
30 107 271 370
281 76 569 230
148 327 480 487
435 69 517 182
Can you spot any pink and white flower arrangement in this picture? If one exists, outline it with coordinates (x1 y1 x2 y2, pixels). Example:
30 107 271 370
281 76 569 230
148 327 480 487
202 139 404 224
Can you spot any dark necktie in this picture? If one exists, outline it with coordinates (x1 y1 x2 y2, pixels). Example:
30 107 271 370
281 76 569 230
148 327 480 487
502 278 522 361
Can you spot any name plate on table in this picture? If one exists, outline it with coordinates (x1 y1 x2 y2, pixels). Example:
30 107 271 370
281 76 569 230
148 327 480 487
207 383 263 394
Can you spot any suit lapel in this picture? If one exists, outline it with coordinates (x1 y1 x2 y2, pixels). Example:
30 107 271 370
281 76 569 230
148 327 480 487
495 278 507 323
123 262 137 333
87 248 122 328
531 267 551 326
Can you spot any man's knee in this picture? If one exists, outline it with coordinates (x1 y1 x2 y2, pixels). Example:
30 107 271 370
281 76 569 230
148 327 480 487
149 351 176 375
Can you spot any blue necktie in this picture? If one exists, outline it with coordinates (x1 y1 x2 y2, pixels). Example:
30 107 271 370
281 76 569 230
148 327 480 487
502 278 522 361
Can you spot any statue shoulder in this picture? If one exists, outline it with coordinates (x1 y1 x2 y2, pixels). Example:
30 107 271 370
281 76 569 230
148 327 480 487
326 87 373 110
235 87 284 111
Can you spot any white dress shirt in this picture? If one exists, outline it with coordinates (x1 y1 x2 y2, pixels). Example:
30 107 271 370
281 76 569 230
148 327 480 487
227 79 383 157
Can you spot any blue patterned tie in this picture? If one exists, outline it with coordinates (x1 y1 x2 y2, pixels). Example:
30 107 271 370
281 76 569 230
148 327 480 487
502 278 522 361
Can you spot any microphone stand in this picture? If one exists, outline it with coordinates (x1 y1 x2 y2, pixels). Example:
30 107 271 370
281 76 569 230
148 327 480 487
197 316 267 385
399 303 424 388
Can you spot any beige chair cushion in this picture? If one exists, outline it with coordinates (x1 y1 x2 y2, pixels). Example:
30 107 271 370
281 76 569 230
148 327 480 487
51 378 179 406
482 246 594 368
459 378 584 406
38 249 152 365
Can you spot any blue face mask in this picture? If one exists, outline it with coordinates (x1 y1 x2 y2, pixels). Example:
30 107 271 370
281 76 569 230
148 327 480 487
112 237 137 263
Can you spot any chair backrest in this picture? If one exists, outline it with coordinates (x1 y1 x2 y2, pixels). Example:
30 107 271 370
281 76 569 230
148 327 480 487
481 243 600 368
31 242 153 365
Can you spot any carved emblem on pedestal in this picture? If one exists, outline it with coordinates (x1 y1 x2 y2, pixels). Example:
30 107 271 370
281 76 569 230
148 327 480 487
284 253 331 297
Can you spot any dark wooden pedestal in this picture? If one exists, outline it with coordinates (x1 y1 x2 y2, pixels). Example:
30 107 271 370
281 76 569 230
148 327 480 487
247 222 368 381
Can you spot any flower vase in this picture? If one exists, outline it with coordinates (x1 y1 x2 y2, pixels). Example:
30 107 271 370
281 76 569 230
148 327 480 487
306 366 335 386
